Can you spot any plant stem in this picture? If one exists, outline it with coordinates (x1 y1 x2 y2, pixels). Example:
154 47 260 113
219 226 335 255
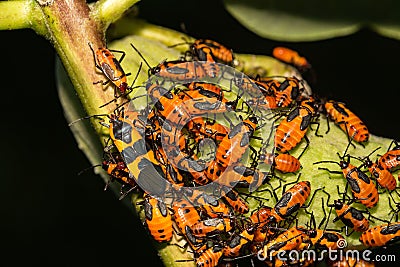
0 1 43 31
32 0 142 143
90 0 141 32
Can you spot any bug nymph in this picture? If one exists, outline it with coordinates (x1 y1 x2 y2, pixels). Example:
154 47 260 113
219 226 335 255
323 99 369 143
314 138 379 208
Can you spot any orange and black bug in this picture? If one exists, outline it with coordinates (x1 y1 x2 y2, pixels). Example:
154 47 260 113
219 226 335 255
172 196 201 237
272 46 312 72
101 109 172 197
194 160 223 186
68 108 169 197
308 229 345 251
257 76 304 108
190 218 234 238
314 142 379 209
88 42 135 98
202 161 265 193
162 142 207 176
147 82 230 128
377 140 400 171
182 82 237 111
147 83 230 171
176 84 236 115
296 199 347 252
149 141 186 186
296 225 345 251
249 206 277 244
196 244 224 267
224 223 256 257
130 43 219 82
274 96 321 158
220 187 250 214
359 221 400 247
187 117 228 144
258 151 301 173
101 151 137 198
232 75 277 111
363 156 397 191
181 187 232 218
186 161 212 186
329 198 369 236
191 170 250 217
143 114 190 186
190 39 236 66
140 193 173 242
324 99 369 143
257 226 311 259
154 59 217 81
215 116 259 168
250 206 273 226
264 178 318 223
145 110 195 158
354 146 397 191
316 159 379 209
184 82 226 101
222 164 267 192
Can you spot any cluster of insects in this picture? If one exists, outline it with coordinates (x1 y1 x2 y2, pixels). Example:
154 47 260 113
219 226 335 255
76 37 400 267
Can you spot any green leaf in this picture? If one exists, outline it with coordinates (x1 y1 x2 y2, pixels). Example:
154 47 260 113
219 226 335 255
223 0 400 41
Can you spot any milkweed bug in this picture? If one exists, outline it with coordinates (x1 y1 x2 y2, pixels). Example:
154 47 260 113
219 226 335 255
88 42 130 96
140 193 173 242
190 218 234 238
196 244 224 267
215 116 259 168
272 46 312 72
360 147 397 191
88 42 143 109
131 43 220 82
314 140 379 208
257 226 311 260
191 39 236 66
359 221 400 247
169 38 237 66
224 223 256 257
329 199 369 236
257 76 304 108
324 100 369 143
261 176 321 224
172 196 201 236
378 140 400 171
101 151 137 199
274 96 321 158
258 151 301 173
220 187 250 214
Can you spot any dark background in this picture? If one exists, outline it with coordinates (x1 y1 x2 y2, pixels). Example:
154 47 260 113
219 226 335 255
2 0 400 266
